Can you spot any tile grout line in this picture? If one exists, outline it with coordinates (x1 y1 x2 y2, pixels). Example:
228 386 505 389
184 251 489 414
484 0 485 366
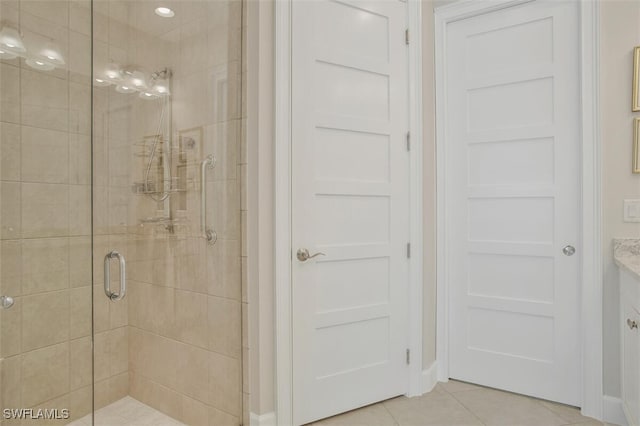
379 400 400 426
443 383 599 426
442 386 489 426
528 399 582 426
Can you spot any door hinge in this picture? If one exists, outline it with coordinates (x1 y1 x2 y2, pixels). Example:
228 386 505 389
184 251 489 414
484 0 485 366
405 29 409 45
406 131 411 151
406 243 411 259
406 349 410 364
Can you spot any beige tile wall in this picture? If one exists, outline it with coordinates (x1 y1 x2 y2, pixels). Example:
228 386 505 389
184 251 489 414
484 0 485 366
0 1 118 424
96 1 246 425
0 0 245 424
240 6 249 426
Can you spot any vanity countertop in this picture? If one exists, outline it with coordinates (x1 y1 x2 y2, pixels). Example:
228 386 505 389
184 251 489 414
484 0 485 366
614 238 640 280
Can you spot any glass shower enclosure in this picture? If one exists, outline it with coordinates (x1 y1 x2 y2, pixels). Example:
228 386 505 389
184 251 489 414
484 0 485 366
0 1 244 424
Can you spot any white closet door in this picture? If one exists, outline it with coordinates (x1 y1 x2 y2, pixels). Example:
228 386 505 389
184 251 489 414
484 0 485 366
446 0 582 406
291 0 410 424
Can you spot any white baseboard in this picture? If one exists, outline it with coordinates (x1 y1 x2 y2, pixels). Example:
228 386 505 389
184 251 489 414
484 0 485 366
250 411 276 426
421 361 439 394
603 395 628 426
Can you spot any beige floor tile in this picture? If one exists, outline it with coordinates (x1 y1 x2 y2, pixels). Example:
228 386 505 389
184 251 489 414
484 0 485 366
106 396 158 421
538 399 600 424
425 383 450 396
124 411 185 426
451 387 566 426
383 392 482 426
73 396 186 426
93 410 130 426
65 419 89 426
307 403 397 426
439 380 485 394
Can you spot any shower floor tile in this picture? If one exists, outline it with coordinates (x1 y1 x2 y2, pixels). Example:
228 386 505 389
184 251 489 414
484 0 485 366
68 396 185 426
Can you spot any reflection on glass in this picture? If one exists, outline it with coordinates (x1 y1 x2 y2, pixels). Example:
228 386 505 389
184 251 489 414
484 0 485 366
0 0 244 424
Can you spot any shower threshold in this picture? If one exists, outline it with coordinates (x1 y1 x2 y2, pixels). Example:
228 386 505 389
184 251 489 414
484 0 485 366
68 396 185 426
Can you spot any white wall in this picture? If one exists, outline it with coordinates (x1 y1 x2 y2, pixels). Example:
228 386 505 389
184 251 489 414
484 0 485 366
421 1 442 369
600 0 640 398
246 0 640 416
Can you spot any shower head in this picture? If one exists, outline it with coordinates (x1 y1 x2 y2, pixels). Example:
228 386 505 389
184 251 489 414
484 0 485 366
148 68 172 97
151 68 172 80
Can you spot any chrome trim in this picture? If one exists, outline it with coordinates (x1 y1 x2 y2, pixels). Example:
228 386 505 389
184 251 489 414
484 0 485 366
0 295 14 309
200 155 217 245
104 251 126 301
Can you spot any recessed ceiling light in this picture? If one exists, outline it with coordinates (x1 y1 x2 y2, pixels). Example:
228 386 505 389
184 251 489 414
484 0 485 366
139 91 159 100
0 49 17 59
0 26 26 53
94 78 111 87
40 42 65 65
115 84 136 94
155 7 174 18
25 58 55 71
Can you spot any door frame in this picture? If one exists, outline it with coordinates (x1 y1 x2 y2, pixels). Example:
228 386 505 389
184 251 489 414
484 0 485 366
274 0 424 424
434 0 602 420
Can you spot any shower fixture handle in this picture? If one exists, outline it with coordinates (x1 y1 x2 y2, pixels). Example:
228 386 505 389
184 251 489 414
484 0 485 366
201 155 218 245
104 251 126 301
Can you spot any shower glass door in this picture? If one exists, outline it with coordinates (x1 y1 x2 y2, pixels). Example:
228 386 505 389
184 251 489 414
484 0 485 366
0 0 94 424
91 1 244 425
0 0 244 424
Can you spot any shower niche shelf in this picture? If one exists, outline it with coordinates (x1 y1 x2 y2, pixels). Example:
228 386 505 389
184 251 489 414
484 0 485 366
131 177 194 196
133 136 196 159
137 216 195 236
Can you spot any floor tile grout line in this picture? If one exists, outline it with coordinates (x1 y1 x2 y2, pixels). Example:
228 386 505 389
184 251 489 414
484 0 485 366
438 381 489 425
444 384 600 426
445 389 489 426
379 400 400 426
528 399 582 426
301 381 604 426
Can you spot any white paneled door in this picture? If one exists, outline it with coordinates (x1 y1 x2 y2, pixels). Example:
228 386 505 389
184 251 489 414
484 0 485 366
291 0 409 424
446 1 581 405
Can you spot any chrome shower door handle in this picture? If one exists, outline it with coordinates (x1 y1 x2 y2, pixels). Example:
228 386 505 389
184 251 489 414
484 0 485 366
104 251 126 301
200 155 217 245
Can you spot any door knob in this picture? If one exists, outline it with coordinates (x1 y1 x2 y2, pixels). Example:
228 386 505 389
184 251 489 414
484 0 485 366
562 245 576 256
0 295 14 309
296 248 325 262
628 319 639 330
